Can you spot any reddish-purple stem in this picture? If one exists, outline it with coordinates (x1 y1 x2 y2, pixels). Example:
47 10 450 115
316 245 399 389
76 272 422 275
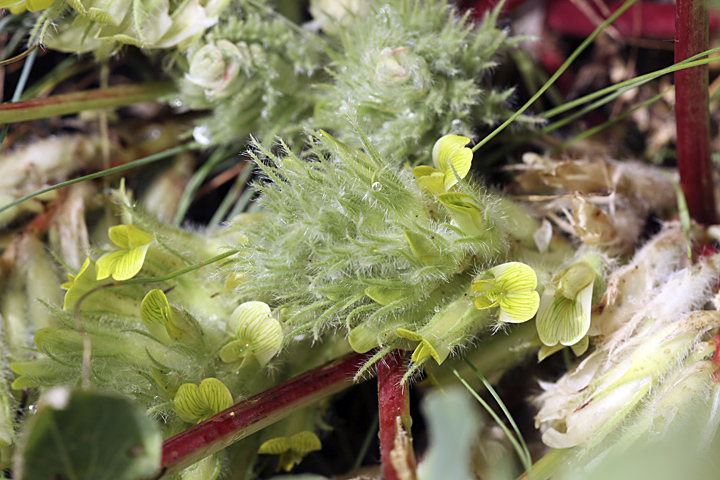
151 352 371 478
675 0 717 225
377 350 417 480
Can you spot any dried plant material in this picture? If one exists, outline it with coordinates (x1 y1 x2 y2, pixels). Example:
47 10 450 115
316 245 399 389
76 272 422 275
390 417 416 480
48 183 97 271
514 154 676 255
571 195 617 245
0 136 103 228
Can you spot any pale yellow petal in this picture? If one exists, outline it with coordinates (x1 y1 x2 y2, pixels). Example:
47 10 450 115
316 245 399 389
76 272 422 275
25 0 54 11
417 173 446 195
126 224 154 248
287 431 322 454
140 289 174 343
174 383 207 423
108 225 131 250
488 262 538 292
396 328 423 342
199 378 233 416
110 244 151 281
412 165 440 178
474 295 498 310
498 290 540 323
226 301 283 366
536 282 593 346
411 339 441 363
259 437 291 455
95 250 126 280
432 135 472 190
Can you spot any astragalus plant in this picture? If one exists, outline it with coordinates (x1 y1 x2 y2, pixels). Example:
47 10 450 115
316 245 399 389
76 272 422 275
2 0 720 479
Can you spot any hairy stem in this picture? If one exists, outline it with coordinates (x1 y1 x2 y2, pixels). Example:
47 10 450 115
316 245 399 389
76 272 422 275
151 352 371 478
675 0 717 224
378 350 417 480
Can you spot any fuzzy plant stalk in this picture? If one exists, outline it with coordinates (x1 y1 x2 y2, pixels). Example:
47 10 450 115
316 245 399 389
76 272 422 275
378 350 416 480
155 352 370 478
675 0 717 224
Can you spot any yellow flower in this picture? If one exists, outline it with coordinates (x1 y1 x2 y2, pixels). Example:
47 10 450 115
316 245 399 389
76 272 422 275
472 262 540 324
174 378 233 423
396 328 441 363
2 0 55 14
61 258 99 311
413 135 473 194
536 262 595 349
139 289 201 345
395 296 479 365
220 301 284 367
96 224 154 281
259 431 322 472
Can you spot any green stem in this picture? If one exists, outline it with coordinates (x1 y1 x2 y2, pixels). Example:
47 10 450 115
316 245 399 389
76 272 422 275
0 82 175 124
119 249 239 286
552 85 674 153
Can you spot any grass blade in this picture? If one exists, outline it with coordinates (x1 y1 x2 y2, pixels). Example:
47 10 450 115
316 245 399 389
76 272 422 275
0 143 201 216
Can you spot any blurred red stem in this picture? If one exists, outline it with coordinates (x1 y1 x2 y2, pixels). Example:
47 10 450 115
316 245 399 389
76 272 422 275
152 352 371 478
378 350 416 480
675 0 717 224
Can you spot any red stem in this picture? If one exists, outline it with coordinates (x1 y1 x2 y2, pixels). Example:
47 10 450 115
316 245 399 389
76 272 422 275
675 0 718 225
151 352 371 478
377 350 417 480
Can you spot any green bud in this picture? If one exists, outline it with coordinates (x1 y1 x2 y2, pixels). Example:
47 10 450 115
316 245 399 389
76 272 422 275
437 193 486 236
403 230 442 264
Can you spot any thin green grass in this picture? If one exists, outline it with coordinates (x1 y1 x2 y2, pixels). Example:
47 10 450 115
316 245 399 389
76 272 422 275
173 147 237 226
452 366 533 476
552 84 674 153
0 143 201 216
471 0 640 154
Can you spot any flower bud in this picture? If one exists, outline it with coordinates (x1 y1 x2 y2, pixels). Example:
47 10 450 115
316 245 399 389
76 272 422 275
374 47 430 96
187 40 247 100
437 193 486 236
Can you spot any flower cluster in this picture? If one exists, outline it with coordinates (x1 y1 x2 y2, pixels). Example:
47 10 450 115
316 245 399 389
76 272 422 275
43 0 227 53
